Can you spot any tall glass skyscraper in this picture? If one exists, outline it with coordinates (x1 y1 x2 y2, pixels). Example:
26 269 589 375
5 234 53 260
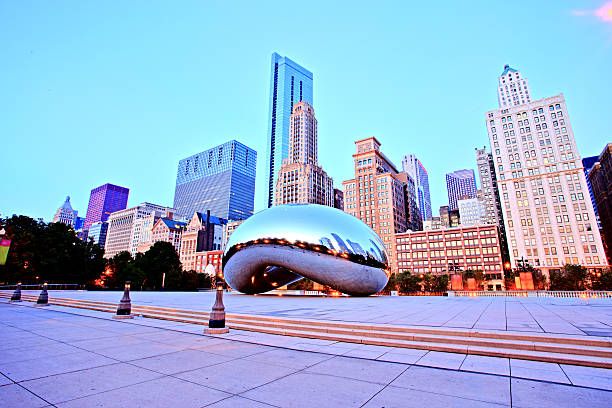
401 154 432 221
173 140 256 220
446 169 477 211
265 53 313 207
84 183 129 231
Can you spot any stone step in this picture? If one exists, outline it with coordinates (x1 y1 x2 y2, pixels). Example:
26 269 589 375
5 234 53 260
226 323 612 369
3 293 611 368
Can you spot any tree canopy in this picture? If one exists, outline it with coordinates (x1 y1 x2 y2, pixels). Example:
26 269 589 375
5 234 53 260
0 215 105 285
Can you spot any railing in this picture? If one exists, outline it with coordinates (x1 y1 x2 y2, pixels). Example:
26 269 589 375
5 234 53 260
0 283 85 290
449 290 612 298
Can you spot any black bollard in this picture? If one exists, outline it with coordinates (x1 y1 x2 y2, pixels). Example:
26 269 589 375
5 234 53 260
113 281 133 319
204 280 229 334
35 282 49 306
9 282 22 303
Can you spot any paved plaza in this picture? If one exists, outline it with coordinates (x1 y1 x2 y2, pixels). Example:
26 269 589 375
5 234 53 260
1 294 612 407
17 290 612 337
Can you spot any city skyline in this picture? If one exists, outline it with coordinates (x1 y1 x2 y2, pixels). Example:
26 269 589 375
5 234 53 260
2 2 611 221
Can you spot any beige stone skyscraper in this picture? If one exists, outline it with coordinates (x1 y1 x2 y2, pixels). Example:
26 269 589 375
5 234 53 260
275 102 333 206
486 66 606 273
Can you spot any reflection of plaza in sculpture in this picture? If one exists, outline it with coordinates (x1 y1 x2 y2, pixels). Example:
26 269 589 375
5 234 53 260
222 204 390 296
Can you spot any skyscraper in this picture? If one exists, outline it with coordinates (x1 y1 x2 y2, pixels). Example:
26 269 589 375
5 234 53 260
497 64 532 108
173 140 256 220
587 145 612 264
84 183 129 231
264 53 314 207
401 154 432 221
446 169 477 211
486 65 605 272
274 102 333 206
53 196 78 227
396 172 422 231
342 137 408 273
582 155 601 229
475 147 503 225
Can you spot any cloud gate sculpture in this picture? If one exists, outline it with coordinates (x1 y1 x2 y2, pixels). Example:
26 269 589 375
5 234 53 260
222 204 389 296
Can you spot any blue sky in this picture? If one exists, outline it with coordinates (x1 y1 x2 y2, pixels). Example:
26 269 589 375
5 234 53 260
1 1 611 222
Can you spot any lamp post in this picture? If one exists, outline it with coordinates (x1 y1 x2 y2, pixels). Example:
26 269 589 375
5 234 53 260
114 281 133 319
35 282 49 306
9 282 22 303
204 269 229 334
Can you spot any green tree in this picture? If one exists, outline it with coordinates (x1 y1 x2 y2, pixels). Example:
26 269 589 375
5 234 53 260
0 215 105 285
550 264 588 290
397 272 421 293
591 268 612 290
431 274 449 292
139 241 182 290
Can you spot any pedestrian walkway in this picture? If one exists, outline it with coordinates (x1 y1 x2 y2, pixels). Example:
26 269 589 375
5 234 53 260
1 301 611 407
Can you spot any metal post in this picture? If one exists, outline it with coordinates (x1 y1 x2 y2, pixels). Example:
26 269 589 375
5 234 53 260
204 273 229 334
9 282 22 302
35 282 49 306
113 281 133 319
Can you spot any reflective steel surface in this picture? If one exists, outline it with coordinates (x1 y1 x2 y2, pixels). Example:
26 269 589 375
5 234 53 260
223 204 389 296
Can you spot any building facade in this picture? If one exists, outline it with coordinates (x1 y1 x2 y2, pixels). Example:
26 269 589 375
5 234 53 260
476 147 504 225
486 89 606 272
88 222 108 249
264 53 314 208
84 183 129 231
401 154 432 221
103 203 174 258
588 144 612 264
497 64 532 108
193 250 223 275
439 205 460 228
395 224 505 290
446 169 477 211
458 197 486 226
274 102 333 206
180 212 226 271
173 140 256 221
397 172 422 231
149 218 187 254
582 155 601 229
53 196 78 227
333 188 344 211
342 137 408 273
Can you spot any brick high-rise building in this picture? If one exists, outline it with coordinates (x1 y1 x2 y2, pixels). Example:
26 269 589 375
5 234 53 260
274 102 333 206
582 155 601 229
342 137 407 273
486 66 606 272
587 144 612 264
395 224 505 291
84 183 129 231
396 172 422 231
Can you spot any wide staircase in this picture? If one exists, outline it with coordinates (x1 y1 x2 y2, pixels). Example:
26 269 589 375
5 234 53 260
2 292 611 369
